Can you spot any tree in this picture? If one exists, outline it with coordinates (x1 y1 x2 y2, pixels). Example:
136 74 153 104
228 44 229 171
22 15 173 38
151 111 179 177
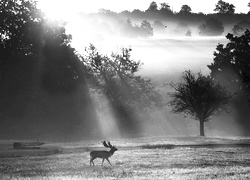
208 30 250 95
168 70 230 136
160 2 170 10
179 5 192 14
140 20 153 37
208 30 250 135
159 2 172 15
186 29 192 36
248 2 250 14
147 1 158 12
214 0 235 14
83 45 163 135
232 20 250 35
198 18 224 36
152 21 166 33
0 0 96 140
120 19 153 38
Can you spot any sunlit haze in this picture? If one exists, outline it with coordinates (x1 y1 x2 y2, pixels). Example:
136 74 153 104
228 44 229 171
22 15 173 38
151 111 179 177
38 0 249 19
34 0 249 138
36 0 244 76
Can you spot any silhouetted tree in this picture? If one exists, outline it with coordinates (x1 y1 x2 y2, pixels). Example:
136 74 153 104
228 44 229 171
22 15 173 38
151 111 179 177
0 0 96 140
208 30 250 135
159 2 172 15
214 0 235 14
248 2 250 14
179 5 192 14
198 18 224 36
147 1 158 12
168 70 230 136
208 30 250 97
83 45 163 135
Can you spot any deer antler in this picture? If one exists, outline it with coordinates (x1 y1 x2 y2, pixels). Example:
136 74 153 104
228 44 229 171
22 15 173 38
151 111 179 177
102 141 111 148
108 142 113 148
90 141 118 166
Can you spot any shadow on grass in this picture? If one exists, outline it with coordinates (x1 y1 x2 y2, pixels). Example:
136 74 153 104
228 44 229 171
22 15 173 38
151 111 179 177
141 144 175 149
140 143 250 150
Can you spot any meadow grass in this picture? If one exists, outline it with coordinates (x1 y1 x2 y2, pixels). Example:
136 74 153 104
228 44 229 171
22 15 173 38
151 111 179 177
0 136 250 179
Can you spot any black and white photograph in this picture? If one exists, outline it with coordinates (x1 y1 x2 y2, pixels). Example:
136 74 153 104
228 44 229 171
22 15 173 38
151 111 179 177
0 0 250 179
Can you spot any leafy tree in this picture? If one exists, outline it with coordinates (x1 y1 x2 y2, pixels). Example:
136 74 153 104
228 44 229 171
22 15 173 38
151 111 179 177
198 18 224 36
83 45 163 134
0 0 96 140
231 20 250 35
140 20 153 37
208 30 250 135
159 2 172 15
179 5 192 14
214 0 235 14
168 70 230 136
232 25 245 36
147 1 158 11
120 19 153 38
208 30 250 97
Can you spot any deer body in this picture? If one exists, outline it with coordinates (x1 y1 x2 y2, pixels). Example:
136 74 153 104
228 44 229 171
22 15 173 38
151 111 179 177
90 141 118 166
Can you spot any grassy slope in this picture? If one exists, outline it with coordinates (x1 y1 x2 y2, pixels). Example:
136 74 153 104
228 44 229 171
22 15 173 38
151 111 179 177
0 136 250 180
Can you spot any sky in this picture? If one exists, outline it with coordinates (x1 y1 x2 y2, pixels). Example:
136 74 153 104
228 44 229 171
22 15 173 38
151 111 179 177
37 0 249 20
36 0 248 76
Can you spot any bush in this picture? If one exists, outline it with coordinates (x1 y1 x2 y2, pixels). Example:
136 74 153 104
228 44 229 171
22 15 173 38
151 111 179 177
198 18 224 36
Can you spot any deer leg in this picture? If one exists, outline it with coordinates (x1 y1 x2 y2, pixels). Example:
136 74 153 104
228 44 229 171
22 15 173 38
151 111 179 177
102 158 105 166
90 157 96 166
106 158 112 166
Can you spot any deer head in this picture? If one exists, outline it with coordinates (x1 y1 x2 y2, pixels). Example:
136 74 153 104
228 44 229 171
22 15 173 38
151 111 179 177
102 141 118 152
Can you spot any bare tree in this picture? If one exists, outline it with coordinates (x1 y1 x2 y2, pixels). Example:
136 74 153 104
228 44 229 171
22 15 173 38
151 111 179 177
168 70 231 136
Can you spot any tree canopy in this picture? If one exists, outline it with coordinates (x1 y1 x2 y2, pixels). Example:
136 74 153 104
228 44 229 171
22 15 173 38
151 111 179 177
83 45 163 135
198 18 224 36
214 0 235 14
179 5 192 14
208 30 250 95
208 30 250 136
168 70 230 136
0 0 96 140
147 1 158 12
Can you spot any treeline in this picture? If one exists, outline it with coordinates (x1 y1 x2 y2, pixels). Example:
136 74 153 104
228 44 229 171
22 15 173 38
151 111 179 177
83 1 250 38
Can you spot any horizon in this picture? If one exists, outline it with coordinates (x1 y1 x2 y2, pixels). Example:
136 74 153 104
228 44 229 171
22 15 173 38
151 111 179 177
37 0 249 21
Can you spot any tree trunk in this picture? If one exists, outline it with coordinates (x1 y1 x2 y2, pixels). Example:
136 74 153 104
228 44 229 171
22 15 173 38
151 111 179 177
199 119 205 136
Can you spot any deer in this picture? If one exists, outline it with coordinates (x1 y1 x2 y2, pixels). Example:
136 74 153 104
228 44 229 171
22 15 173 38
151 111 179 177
90 141 118 166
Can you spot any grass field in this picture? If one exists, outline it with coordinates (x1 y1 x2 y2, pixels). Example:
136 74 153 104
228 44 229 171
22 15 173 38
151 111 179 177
0 136 250 180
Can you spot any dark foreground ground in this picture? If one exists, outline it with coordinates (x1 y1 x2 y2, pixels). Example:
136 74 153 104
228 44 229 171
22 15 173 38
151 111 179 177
0 136 250 180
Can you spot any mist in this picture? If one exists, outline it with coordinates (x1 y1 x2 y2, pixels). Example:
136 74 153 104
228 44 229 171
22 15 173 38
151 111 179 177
1 1 250 142
63 13 242 139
